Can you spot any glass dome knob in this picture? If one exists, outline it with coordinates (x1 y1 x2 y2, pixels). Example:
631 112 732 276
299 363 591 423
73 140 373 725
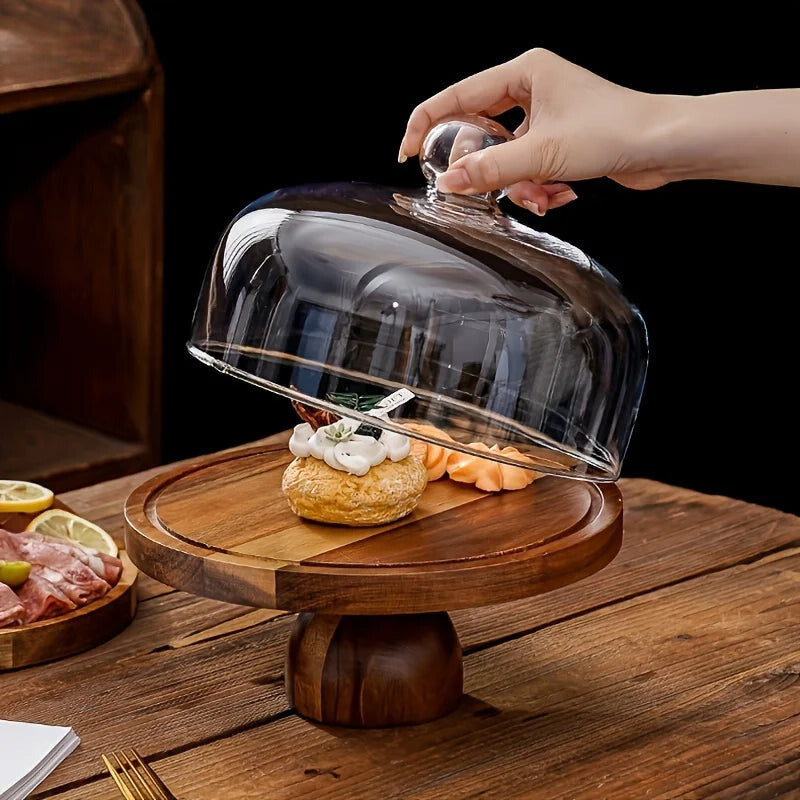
419 115 514 200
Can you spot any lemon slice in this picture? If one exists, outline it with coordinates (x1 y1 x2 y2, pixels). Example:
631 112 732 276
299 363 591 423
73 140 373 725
0 480 54 513
26 510 118 557
0 560 32 588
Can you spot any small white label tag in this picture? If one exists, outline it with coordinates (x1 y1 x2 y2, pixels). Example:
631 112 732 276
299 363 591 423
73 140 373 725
368 388 415 417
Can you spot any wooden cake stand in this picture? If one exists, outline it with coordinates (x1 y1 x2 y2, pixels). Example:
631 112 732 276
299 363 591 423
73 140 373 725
125 444 622 727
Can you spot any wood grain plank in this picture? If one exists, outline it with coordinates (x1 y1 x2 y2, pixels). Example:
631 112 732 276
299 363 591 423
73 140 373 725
167 608 285 649
454 478 800 653
56 433 292 526
3 591 256 679
43 547 800 800
232 481 489 559
12 611 292 791
0 401 146 493
152 450 290 548
306 477 592 566
150 449 491 555
0 0 154 114
7 593 270 790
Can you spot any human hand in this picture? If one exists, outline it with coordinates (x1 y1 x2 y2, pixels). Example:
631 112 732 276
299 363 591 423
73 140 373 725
399 49 671 215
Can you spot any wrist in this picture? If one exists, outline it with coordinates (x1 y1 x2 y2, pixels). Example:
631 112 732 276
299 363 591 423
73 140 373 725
640 93 742 183
632 93 695 182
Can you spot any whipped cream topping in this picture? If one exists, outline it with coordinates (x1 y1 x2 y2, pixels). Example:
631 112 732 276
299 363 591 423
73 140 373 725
289 420 411 476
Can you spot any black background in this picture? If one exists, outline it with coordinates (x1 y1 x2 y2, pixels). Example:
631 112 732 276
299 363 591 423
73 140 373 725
138 7 799 514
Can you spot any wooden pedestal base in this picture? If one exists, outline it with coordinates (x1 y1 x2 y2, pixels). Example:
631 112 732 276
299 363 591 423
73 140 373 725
285 612 463 727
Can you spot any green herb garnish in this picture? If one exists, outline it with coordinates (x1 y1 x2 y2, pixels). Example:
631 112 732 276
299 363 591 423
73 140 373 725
325 393 386 413
326 392 386 437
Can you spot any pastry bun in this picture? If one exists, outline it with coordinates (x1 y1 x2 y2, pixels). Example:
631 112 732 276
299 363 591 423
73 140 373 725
282 454 427 526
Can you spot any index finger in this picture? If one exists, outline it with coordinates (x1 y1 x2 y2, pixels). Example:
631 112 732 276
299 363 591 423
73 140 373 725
399 61 521 160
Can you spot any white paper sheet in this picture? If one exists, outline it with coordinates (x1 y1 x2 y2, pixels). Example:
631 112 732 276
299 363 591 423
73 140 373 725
0 721 79 800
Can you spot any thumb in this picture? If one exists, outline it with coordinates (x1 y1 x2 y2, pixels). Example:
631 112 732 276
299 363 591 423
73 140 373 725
436 134 544 195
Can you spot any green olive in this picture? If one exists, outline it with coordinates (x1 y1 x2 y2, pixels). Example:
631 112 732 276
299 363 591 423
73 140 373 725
0 560 31 588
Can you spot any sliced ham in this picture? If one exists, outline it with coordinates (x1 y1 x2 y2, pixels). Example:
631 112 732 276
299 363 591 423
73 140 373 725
0 530 22 562
27 563 108 605
0 529 121 623
0 531 104 603
22 531 121 584
9 537 114 601
15 573 77 623
0 583 25 628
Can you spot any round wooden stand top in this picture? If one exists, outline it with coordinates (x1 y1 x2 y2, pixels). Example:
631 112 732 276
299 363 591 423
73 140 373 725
124 445 622 614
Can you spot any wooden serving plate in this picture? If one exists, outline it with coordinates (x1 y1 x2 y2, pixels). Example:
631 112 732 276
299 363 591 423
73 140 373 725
125 444 622 727
0 499 137 670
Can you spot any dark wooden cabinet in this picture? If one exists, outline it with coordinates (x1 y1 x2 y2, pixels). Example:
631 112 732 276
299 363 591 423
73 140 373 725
0 0 162 491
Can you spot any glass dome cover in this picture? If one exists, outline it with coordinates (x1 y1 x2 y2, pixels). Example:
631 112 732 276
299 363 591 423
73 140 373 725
189 116 648 481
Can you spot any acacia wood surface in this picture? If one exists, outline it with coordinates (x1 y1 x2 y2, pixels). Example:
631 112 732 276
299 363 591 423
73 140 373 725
4 432 797 798
0 500 138 669
124 445 623 613
286 612 463 727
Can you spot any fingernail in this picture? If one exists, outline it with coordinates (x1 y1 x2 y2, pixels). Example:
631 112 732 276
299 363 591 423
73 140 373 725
523 200 545 216
436 168 471 193
550 188 578 206
397 145 408 164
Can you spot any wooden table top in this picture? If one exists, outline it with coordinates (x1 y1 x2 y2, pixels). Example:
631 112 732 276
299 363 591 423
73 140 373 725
9 433 800 799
